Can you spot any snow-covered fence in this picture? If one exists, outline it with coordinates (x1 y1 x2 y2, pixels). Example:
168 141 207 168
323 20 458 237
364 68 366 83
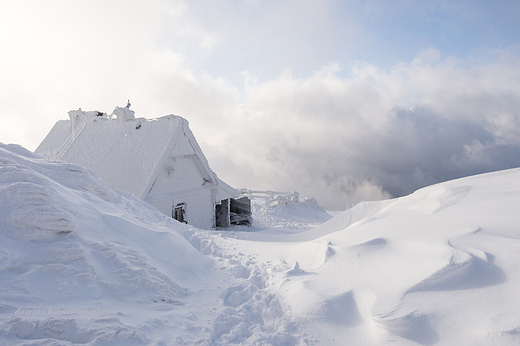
239 189 300 207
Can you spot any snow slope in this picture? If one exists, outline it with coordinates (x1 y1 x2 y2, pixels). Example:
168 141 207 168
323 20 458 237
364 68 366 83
1 142 520 345
0 143 219 344
0 143 304 345
216 169 520 345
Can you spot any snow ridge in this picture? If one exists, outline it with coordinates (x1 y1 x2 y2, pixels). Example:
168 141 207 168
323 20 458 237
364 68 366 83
0 143 210 345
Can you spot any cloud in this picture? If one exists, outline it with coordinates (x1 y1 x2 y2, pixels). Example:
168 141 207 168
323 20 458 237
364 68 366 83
198 51 520 209
2 1 520 210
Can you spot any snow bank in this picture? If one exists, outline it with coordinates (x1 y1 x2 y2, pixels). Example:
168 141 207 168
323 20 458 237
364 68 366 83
0 143 309 345
0 143 213 344
3 140 520 345
231 198 333 238
223 168 520 345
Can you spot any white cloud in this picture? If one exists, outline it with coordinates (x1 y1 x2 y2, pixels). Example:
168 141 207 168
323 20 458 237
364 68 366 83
0 0 213 149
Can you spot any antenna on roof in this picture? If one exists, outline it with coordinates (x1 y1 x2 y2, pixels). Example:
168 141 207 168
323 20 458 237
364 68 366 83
126 99 131 108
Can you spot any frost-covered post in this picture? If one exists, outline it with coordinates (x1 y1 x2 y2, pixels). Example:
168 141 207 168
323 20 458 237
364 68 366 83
68 110 76 140
113 106 135 123
49 147 55 160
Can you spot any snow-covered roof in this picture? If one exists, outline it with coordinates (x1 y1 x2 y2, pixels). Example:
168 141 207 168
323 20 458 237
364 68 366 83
35 108 235 200
216 177 240 201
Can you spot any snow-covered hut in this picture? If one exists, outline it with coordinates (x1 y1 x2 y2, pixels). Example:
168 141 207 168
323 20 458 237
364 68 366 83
35 106 251 229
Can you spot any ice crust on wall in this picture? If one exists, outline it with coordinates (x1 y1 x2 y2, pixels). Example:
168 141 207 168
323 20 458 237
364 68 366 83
37 113 189 200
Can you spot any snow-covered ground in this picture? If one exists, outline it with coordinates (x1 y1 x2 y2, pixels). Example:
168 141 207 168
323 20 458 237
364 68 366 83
1 142 520 345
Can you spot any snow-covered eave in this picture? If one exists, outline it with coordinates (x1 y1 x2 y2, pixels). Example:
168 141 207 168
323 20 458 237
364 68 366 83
140 116 220 201
139 117 184 200
216 177 240 201
35 119 73 160
180 119 219 185
145 185 215 204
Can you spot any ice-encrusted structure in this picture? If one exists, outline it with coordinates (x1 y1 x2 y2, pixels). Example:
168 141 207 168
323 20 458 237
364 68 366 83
35 106 241 229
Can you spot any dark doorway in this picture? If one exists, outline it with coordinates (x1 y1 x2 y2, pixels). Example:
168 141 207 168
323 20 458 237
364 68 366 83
230 196 252 226
215 199 230 228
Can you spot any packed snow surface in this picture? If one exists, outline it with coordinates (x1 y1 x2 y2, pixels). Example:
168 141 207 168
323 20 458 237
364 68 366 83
1 143 520 345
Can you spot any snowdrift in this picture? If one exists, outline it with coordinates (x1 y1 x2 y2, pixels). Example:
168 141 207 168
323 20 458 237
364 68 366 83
0 143 212 344
230 168 520 345
1 141 520 345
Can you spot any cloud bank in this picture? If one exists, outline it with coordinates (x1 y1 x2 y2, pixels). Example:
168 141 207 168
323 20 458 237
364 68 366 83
1 1 520 210
200 51 520 209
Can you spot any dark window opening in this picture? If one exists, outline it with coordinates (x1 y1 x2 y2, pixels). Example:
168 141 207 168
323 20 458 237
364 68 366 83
173 203 187 223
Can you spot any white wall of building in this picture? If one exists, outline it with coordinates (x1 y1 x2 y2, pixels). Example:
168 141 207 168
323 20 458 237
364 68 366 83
146 152 218 230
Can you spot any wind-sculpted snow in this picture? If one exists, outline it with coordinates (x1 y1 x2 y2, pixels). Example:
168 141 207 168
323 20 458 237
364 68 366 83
0 143 213 344
2 142 520 345
223 168 520 345
0 143 311 345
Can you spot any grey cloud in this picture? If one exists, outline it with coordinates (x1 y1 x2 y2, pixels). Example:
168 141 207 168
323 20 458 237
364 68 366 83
201 57 520 210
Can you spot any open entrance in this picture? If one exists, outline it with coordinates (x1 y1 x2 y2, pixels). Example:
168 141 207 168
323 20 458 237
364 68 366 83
230 196 252 226
215 197 252 228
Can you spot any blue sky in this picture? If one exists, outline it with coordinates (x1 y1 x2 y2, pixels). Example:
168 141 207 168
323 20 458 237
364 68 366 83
178 0 520 83
1 0 520 209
